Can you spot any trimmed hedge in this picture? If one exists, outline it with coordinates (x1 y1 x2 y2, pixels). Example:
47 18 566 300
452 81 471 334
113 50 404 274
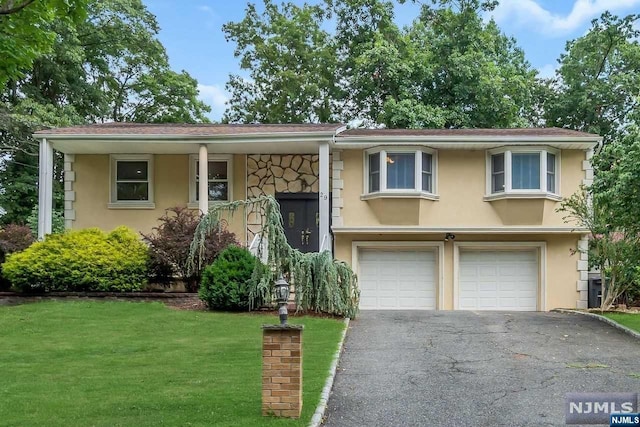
199 246 264 311
3 227 148 292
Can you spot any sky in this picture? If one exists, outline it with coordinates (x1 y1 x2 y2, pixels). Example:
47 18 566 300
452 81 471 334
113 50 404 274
143 0 640 121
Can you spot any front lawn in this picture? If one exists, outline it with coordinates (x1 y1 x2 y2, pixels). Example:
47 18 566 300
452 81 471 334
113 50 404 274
603 312 640 333
0 301 345 427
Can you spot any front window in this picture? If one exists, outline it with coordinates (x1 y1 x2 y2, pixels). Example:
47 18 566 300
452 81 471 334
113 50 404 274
386 152 415 189
109 154 154 208
511 153 540 190
488 148 559 196
366 148 435 194
116 161 149 201
189 155 233 205
368 152 380 192
196 160 229 201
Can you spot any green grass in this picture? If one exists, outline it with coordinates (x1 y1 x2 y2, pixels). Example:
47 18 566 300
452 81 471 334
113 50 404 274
0 301 345 427
603 312 640 333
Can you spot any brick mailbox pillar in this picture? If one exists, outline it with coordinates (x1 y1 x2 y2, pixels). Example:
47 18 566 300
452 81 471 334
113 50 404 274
262 324 304 418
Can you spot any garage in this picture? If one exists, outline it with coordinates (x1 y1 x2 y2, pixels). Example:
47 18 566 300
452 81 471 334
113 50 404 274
358 249 437 310
458 249 538 311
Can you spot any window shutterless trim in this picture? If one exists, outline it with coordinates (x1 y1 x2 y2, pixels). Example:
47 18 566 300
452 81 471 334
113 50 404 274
188 154 233 206
109 154 155 209
486 147 560 198
363 147 437 197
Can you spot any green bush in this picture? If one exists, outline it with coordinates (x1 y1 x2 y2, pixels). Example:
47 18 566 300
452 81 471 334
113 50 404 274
3 226 148 292
199 246 263 311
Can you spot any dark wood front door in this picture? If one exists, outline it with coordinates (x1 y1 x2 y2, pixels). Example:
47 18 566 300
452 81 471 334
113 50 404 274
277 193 319 253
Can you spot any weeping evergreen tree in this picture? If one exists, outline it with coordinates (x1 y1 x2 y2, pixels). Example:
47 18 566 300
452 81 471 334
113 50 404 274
188 195 359 318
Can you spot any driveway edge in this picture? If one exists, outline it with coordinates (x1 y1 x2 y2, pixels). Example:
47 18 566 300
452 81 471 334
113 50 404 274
553 309 640 340
309 317 350 427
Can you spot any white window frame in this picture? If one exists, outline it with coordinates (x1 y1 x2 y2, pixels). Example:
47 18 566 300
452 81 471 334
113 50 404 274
188 154 233 208
362 147 438 200
485 147 561 201
108 154 155 209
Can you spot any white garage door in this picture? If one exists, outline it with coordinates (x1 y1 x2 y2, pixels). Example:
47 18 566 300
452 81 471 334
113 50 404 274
358 249 436 310
458 250 538 311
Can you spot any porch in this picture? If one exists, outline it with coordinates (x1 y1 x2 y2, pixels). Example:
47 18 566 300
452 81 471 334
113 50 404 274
34 123 345 254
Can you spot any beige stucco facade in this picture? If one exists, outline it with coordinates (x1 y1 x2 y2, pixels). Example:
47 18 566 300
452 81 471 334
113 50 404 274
334 233 581 311
73 154 248 240
49 125 597 312
331 147 589 310
338 149 584 228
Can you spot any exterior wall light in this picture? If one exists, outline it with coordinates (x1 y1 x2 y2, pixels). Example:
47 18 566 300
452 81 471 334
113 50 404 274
274 274 290 325
445 233 456 241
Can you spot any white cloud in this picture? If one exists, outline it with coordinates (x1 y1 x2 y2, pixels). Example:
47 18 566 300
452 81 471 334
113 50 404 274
197 84 228 121
490 0 640 35
537 63 557 79
197 5 218 28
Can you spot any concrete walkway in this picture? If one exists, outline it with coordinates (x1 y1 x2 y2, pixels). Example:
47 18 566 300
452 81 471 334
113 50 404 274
323 311 640 427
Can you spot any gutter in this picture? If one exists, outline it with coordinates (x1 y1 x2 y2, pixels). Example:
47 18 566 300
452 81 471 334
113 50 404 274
32 130 339 142
331 226 590 234
335 135 602 144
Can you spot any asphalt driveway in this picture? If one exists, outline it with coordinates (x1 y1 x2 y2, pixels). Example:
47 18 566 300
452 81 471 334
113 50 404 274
323 311 640 427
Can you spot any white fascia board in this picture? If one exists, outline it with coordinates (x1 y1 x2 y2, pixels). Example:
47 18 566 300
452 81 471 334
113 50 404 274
32 131 338 143
331 226 589 234
334 136 600 150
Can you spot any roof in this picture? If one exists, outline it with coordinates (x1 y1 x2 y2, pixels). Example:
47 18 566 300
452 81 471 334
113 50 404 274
34 122 345 136
340 127 598 138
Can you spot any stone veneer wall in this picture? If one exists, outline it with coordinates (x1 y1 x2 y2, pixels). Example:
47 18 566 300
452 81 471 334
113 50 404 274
246 154 330 242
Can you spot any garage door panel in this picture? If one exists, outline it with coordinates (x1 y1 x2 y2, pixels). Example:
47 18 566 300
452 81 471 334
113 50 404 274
359 249 436 310
458 249 538 311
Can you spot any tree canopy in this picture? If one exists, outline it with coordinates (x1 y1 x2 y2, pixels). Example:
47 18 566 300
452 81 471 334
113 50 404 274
223 0 539 127
544 12 640 143
0 0 211 226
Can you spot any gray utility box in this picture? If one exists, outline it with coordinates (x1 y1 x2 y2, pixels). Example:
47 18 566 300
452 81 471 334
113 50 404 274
588 278 602 308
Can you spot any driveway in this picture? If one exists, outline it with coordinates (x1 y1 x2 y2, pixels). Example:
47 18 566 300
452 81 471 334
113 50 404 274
323 311 640 427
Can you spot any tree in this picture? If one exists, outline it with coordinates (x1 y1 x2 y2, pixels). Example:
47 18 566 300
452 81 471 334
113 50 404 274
223 0 539 128
391 0 536 128
544 12 640 143
0 0 87 87
223 0 337 123
559 123 640 309
0 0 211 226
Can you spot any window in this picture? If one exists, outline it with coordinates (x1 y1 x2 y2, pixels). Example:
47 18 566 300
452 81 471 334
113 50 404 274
189 154 233 205
368 152 380 192
547 152 556 193
487 148 559 197
109 155 154 208
365 148 436 196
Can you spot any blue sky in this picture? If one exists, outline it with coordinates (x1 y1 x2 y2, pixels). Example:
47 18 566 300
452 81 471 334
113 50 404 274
144 0 640 121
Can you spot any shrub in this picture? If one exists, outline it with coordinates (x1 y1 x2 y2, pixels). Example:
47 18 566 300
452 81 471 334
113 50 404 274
0 224 35 290
142 207 238 292
26 206 65 235
199 246 264 311
3 226 148 292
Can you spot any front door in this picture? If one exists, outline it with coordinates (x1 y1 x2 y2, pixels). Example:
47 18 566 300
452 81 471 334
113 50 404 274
277 193 319 253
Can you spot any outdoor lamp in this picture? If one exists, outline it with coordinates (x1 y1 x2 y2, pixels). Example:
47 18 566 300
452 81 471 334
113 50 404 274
274 274 290 325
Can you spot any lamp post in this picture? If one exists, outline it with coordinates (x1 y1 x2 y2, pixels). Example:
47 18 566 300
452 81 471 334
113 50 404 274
274 274 290 325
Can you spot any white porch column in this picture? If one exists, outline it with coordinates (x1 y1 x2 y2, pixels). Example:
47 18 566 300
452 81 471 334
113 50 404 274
37 138 54 239
319 141 330 253
198 144 209 214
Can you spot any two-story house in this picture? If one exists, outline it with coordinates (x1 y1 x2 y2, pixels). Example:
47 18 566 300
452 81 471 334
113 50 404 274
34 124 600 311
